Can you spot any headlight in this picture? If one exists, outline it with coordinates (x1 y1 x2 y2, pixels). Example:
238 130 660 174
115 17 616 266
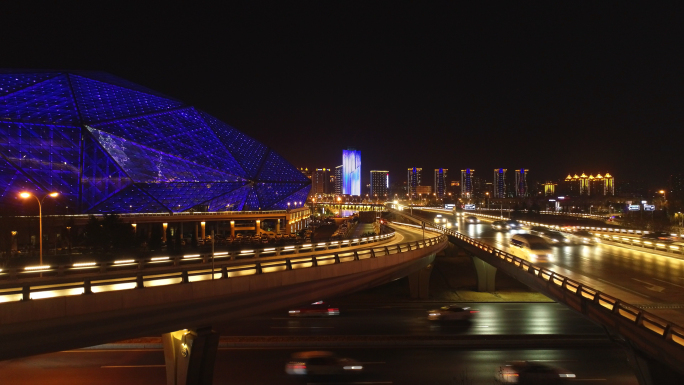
552 239 559 242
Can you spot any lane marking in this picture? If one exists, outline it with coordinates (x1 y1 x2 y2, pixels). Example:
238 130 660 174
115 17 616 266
631 278 665 293
652 278 684 290
307 382 393 385
101 365 165 368
596 278 652 300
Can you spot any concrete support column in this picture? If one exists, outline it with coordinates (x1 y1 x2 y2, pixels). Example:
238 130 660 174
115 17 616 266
163 223 168 242
276 219 280 234
180 222 184 239
194 223 198 241
230 221 235 238
200 222 206 240
623 343 681 385
163 327 219 385
408 259 434 299
471 255 497 292
256 220 261 235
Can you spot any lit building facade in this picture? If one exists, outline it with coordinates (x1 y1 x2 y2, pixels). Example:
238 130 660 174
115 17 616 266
564 172 614 196
460 169 474 198
434 168 448 198
0 70 311 213
544 182 556 196
515 169 529 197
407 167 422 198
370 170 389 200
493 168 507 198
312 168 330 195
342 149 361 196
334 165 343 195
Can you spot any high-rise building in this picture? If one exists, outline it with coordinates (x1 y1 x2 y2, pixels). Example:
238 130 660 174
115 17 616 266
515 169 529 197
434 168 448 198
493 168 507 198
334 165 343 195
342 149 361 196
407 167 422 197
312 168 330 195
370 170 389 200
460 169 475 198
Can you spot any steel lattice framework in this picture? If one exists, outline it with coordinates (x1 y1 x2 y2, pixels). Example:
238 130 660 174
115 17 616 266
0 70 310 213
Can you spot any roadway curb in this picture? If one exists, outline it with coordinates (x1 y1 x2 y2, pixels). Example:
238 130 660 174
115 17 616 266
82 334 614 350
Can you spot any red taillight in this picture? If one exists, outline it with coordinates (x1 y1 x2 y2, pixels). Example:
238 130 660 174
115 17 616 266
328 308 338 312
470 310 479 313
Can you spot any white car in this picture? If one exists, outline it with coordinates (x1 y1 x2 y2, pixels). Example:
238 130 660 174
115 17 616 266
510 234 553 261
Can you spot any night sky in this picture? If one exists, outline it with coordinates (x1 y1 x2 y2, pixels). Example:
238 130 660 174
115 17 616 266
2 2 682 189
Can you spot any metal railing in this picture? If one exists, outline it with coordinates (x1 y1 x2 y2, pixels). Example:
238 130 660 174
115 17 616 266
468 212 684 256
0 229 446 304
388 207 684 352
0 233 398 281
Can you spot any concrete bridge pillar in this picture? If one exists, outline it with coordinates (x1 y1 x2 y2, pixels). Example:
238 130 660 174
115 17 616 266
163 327 220 385
624 342 681 385
408 259 434 299
471 255 497 292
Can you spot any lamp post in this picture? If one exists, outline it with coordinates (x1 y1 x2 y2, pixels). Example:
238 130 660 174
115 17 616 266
19 191 58 269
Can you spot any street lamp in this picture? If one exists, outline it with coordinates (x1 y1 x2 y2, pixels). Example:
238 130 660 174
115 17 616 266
19 191 59 269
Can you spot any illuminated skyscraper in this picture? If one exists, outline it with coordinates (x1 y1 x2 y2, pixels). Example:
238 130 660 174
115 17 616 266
312 168 330 194
407 167 422 198
370 170 389 200
334 165 343 195
493 168 507 198
342 149 361 196
434 168 448 198
460 169 475 198
515 169 529 197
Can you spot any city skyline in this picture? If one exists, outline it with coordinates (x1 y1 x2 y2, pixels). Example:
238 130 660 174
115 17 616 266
1 3 681 190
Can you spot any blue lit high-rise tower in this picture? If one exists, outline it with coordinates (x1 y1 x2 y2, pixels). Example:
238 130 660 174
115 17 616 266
493 168 507 198
342 149 361 196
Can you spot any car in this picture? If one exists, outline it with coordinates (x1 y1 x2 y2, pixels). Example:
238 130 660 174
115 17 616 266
539 230 571 245
427 305 478 322
510 234 554 261
572 230 600 245
465 215 480 224
498 361 575 383
289 300 340 317
491 220 510 231
641 231 676 243
285 351 363 376
505 219 523 230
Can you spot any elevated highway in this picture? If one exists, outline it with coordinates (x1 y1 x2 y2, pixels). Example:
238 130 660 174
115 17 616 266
389 207 684 385
0 224 446 384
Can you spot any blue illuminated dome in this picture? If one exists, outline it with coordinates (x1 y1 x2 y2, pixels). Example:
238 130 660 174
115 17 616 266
0 70 310 213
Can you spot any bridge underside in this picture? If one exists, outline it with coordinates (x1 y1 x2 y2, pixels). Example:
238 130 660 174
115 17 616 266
0 245 440 361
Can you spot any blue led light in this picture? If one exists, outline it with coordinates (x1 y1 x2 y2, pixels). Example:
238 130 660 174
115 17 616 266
0 71 310 213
